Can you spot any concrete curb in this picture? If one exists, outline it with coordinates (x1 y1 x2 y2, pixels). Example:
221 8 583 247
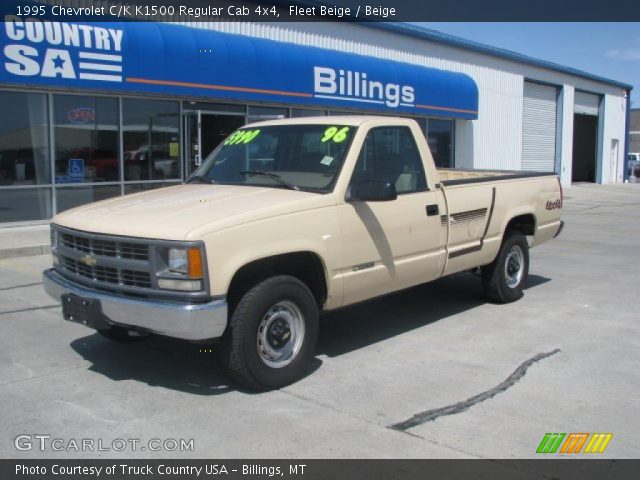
0 244 51 260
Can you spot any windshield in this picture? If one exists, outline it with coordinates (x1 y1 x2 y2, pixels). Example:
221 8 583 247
189 124 356 192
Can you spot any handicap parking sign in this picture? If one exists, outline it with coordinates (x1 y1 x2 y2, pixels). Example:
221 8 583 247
68 159 84 183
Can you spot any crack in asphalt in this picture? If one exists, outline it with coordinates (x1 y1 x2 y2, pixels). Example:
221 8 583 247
0 364 89 389
0 282 43 291
0 305 59 316
389 349 561 431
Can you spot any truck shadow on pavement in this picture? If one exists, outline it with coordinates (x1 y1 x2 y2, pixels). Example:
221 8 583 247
317 272 549 357
69 272 548 395
69 333 241 395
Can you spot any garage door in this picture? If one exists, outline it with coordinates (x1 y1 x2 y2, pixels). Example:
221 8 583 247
574 91 600 116
522 81 558 172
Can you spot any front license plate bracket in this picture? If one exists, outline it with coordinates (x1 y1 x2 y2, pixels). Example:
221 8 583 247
61 293 111 330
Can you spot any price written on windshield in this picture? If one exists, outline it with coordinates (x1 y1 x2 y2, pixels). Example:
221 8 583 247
224 130 261 145
321 126 350 143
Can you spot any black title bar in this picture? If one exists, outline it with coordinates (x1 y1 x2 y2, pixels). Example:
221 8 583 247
2 0 640 22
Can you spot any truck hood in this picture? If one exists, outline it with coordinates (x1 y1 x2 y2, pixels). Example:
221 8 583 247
53 184 334 240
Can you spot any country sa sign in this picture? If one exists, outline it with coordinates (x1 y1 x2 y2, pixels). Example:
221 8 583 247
2 16 124 83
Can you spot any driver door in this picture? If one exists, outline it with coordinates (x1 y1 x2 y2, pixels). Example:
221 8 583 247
337 126 447 306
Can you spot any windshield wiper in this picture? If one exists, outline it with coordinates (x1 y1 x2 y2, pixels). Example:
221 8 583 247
239 170 300 191
186 175 214 184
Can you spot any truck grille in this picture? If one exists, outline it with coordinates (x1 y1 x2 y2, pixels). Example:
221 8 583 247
53 227 154 293
61 257 152 289
61 232 149 260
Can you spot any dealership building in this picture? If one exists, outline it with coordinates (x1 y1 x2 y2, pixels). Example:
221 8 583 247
0 8 632 226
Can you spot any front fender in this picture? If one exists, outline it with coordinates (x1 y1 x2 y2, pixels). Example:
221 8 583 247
200 206 343 308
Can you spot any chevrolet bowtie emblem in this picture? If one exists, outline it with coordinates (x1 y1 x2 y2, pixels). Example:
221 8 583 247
80 254 97 267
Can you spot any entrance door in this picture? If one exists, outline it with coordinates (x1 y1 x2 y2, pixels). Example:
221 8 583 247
572 91 601 183
572 114 598 182
183 112 246 178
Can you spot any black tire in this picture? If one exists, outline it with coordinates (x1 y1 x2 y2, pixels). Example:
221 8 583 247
97 326 149 343
481 230 529 303
222 275 319 391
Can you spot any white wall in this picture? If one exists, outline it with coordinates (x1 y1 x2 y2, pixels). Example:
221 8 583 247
559 86 575 186
600 94 628 184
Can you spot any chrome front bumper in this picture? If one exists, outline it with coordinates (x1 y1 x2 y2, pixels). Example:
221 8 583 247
43 269 227 340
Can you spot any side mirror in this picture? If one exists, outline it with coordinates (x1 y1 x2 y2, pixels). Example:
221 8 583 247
348 180 397 202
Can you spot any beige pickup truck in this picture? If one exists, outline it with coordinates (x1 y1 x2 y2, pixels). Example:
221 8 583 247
44 116 563 389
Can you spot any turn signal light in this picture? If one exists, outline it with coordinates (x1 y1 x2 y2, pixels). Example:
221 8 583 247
187 247 204 278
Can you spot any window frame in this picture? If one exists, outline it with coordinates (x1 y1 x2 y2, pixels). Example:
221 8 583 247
52 93 121 185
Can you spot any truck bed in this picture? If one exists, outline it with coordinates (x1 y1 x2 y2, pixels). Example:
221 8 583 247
437 168 553 185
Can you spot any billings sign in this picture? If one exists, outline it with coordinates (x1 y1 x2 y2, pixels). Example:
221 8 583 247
0 18 478 119
2 16 123 84
313 66 415 108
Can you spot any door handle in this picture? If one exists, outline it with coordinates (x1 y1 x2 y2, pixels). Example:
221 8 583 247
426 204 439 216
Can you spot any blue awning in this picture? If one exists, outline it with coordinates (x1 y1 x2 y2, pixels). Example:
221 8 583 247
0 18 479 119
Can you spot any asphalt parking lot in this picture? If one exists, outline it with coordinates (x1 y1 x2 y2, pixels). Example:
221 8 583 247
1 184 639 459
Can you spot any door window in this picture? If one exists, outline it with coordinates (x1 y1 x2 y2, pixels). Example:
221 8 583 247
351 126 427 194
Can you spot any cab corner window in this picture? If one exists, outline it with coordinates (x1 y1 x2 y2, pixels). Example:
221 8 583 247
351 126 427 195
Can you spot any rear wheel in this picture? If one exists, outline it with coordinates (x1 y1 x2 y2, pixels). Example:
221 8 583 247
481 230 529 303
222 275 319 390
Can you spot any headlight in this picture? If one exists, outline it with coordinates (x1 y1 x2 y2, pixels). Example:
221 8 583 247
168 248 189 274
168 247 204 278
160 246 205 292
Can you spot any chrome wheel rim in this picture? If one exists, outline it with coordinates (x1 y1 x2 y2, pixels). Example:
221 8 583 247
504 245 525 288
257 300 305 368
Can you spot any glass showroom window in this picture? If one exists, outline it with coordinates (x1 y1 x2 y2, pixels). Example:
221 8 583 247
291 108 327 117
56 185 122 213
0 90 51 222
247 105 288 125
427 119 454 168
54 95 119 183
123 98 180 182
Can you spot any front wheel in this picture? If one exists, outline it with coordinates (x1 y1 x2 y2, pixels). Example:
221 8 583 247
222 275 319 390
481 230 530 303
